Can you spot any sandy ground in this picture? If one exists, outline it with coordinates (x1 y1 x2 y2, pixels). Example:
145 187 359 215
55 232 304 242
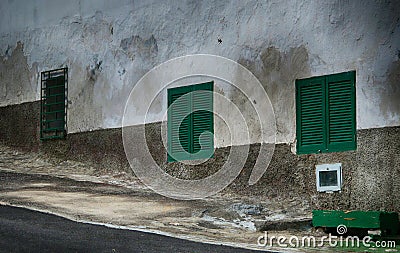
1 144 392 253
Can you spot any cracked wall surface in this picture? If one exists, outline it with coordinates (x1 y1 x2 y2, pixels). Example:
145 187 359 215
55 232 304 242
0 0 399 145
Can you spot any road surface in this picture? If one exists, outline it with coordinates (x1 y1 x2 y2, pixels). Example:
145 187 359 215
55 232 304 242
0 205 267 253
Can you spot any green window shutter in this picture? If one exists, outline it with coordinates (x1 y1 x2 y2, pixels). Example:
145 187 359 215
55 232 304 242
296 71 356 155
191 81 214 160
326 71 356 152
167 81 214 162
167 85 192 162
296 77 326 154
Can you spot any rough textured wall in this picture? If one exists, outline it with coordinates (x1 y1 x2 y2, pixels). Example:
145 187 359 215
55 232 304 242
0 101 40 150
0 0 399 145
0 102 398 211
142 122 400 212
0 42 38 105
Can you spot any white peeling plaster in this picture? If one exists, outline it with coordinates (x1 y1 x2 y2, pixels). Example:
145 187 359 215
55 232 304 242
0 0 399 144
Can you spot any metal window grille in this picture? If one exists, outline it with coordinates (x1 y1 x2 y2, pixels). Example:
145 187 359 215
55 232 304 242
40 68 68 140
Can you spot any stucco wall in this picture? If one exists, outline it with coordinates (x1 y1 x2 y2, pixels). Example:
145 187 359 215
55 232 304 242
0 0 399 145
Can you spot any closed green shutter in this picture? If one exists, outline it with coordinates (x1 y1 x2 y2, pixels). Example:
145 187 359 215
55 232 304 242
167 81 214 162
296 77 326 154
296 71 356 154
168 85 192 162
326 71 356 152
192 82 214 160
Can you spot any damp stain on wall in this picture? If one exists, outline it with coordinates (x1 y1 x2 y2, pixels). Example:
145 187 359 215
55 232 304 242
237 45 311 143
0 42 37 106
380 59 400 121
120 34 158 61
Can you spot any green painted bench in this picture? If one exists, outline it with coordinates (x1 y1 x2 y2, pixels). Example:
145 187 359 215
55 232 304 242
312 210 399 236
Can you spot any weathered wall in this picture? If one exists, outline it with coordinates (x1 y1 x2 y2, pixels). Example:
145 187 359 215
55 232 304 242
0 42 38 106
0 0 399 145
1 101 398 211
0 101 40 150
0 1 399 211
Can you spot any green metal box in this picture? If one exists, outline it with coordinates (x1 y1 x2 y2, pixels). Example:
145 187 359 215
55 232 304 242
312 210 399 236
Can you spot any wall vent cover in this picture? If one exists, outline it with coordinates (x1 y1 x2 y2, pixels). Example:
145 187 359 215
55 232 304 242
316 163 342 192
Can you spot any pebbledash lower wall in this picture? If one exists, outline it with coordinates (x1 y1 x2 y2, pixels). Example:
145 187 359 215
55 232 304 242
0 101 399 212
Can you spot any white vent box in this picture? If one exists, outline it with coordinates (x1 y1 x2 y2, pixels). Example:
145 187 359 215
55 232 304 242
316 163 342 192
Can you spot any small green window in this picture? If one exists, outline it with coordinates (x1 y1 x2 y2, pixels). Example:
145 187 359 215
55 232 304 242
40 68 68 140
167 81 214 162
296 71 356 154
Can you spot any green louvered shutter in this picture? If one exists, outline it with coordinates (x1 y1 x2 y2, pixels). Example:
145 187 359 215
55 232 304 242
168 85 192 162
326 71 356 152
296 71 356 155
167 81 214 162
296 77 326 154
192 81 214 160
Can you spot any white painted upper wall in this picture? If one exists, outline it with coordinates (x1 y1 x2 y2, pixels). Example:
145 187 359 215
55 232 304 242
0 0 399 145
0 0 134 33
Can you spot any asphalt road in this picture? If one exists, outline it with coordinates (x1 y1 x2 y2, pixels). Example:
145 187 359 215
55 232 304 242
0 205 265 253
